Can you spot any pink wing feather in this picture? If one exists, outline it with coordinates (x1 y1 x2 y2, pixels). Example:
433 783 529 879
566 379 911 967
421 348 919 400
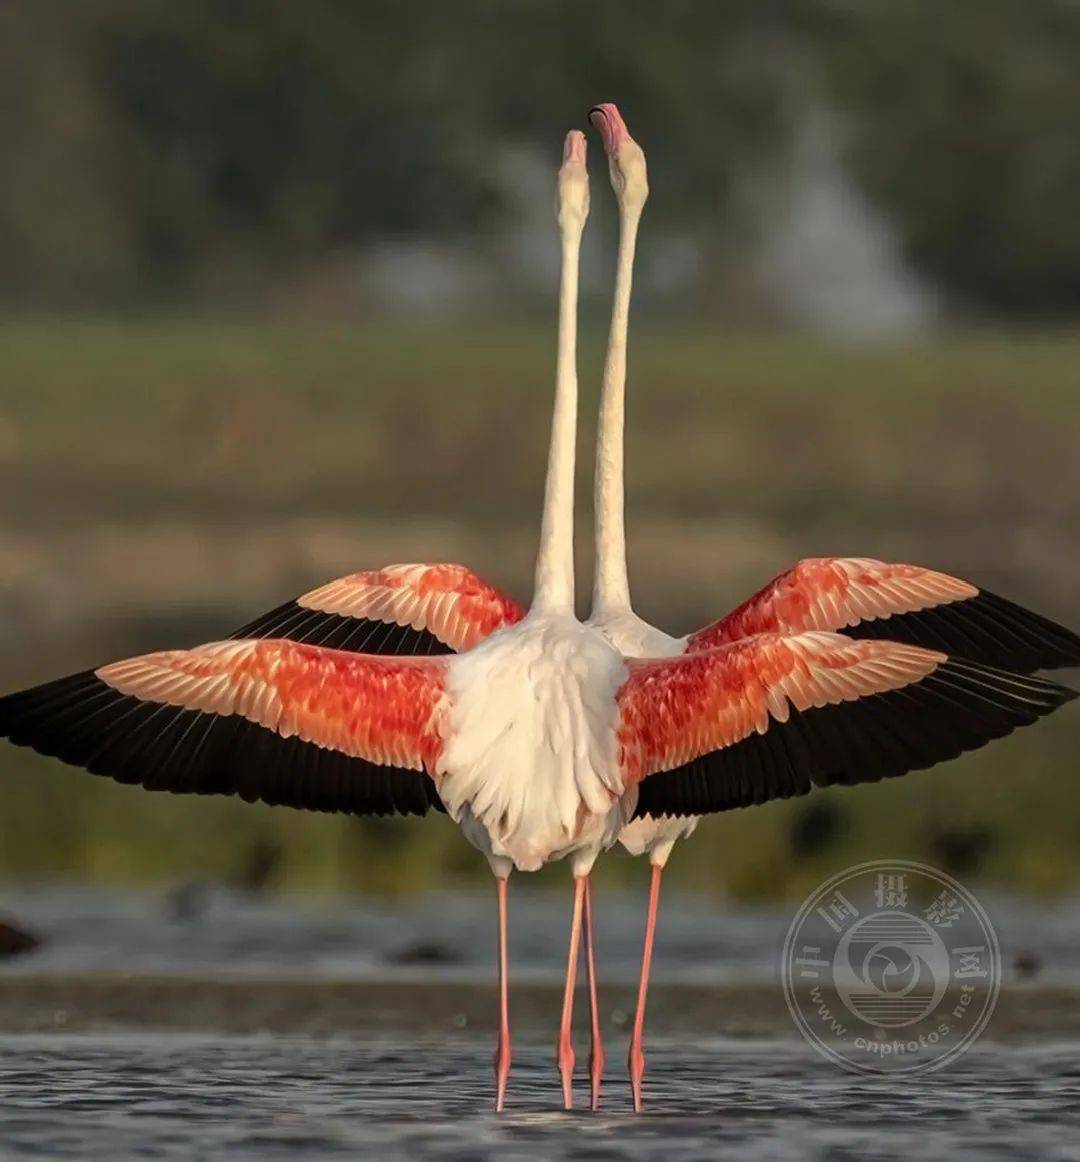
233 563 525 655
619 631 1074 817
687 559 976 649
98 639 448 770
619 632 942 784
685 557 1080 672
0 640 451 816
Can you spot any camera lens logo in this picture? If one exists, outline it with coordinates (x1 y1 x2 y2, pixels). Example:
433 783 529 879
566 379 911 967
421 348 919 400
782 861 1000 1074
834 911 949 1027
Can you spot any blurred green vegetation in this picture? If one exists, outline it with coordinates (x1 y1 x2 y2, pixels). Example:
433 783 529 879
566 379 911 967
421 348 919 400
1 1 1078 314
822 0 1080 315
0 320 1077 899
1 2 1078 899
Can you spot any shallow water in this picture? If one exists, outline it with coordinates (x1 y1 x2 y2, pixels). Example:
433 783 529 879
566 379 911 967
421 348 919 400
4 886 1080 1157
3 1033 1080 1160
6 884 1080 985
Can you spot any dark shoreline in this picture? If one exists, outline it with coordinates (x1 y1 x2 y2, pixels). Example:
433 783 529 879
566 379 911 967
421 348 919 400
1 976 1078 1040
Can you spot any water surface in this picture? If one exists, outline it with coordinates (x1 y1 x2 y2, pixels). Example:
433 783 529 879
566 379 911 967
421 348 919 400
4 1034 1080 1160
4 886 1080 1158
6 884 1080 984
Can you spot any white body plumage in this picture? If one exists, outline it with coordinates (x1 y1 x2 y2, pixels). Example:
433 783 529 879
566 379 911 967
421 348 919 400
440 611 630 876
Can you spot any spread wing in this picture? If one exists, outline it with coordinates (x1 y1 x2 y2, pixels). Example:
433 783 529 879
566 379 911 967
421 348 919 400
0 640 450 817
619 631 1075 818
685 558 1080 672
232 563 526 656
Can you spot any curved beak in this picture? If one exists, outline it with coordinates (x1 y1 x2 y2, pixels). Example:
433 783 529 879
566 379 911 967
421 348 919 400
588 103 629 155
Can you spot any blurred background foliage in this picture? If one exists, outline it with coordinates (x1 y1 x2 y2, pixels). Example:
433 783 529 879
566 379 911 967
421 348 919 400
0 1 1078 900
3 0 1079 317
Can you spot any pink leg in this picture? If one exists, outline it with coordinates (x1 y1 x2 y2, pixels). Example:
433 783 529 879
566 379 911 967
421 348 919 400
557 875 586 1110
583 876 606 1110
494 877 511 1112
629 863 663 1113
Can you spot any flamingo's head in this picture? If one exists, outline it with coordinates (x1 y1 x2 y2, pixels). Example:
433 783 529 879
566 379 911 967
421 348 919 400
557 129 590 236
589 103 648 212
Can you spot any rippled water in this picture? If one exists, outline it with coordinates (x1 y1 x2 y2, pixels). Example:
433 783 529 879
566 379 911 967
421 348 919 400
4 886 1080 1157
4 1034 1080 1160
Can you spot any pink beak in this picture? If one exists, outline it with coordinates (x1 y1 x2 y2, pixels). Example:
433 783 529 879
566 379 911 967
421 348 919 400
588 103 629 154
563 129 587 164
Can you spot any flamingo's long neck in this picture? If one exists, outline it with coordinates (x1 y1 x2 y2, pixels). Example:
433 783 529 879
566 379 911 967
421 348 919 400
532 140 588 616
591 196 643 618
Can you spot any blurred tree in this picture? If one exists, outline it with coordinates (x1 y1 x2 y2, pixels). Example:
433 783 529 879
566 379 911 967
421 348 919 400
0 0 1077 316
1 0 787 304
821 0 1080 315
0 2 136 306
94 0 501 295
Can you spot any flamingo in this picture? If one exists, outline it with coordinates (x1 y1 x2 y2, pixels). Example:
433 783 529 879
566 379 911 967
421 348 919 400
584 102 699 1113
0 127 598 1113
584 101 1080 1109
222 105 1080 1112
1 114 1078 1119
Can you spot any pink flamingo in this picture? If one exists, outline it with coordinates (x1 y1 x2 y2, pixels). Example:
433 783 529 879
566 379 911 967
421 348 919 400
1 127 596 1114
228 104 1080 1113
585 100 1080 1110
1 116 1078 1117
584 102 699 1112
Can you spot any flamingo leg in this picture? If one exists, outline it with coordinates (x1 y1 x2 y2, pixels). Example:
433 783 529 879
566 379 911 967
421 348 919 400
583 876 606 1110
557 874 586 1109
629 862 663 1113
494 876 512 1112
